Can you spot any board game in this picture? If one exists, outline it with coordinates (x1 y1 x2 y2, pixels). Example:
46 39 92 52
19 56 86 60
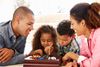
23 57 60 67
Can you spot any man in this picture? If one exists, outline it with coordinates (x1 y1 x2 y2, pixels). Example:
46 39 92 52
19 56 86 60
0 6 34 66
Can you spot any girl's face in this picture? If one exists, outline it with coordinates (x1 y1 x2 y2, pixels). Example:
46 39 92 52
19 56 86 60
40 33 53 48
57 34 72 46
70 16 86 36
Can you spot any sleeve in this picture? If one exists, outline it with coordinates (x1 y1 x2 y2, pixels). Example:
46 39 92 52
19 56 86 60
79 32 100 67
0 35 5 48
0 35 26 65
0 54 25 66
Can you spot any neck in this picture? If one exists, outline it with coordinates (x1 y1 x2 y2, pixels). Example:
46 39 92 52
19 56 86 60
84 28 91 39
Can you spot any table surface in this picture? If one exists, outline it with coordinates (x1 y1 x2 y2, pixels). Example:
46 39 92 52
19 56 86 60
1 64 23 67
1 64 65 67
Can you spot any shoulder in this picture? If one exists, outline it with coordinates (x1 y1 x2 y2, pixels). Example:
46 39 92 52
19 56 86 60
0 21 11 37
0 21 10 27
0 21 10 31
0 21 11 30
92 28 100 38
94 28 100 34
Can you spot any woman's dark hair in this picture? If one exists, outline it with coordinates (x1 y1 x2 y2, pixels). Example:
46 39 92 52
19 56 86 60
32 25 57 54
70 2 100 29
57 20 75 36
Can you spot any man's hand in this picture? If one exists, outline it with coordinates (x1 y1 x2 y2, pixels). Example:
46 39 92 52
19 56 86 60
62 52 79 61
0 48 14 63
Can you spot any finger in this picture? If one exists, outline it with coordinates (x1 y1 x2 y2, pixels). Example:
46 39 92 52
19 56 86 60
62 56 69 61
48 46 50 55
0 48 14 63
0 49 13 63
0 50 5 57
0 50 9 63
0 48 8 57
48 45 53 55
2 53 12 63
65 62 73 67
0 48 4 50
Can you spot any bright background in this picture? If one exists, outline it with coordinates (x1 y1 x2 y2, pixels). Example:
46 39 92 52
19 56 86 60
0 0 99 54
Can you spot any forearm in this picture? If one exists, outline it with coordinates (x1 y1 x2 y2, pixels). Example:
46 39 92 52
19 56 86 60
0 54 25 66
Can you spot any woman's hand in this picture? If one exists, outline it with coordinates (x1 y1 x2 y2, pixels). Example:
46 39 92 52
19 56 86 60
65 61 78 67
62 52 79 61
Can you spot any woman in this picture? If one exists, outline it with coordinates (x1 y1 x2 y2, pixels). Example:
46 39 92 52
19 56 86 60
63 2 100 67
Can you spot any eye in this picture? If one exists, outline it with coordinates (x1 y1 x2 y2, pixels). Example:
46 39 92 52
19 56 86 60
71 23 74 25
27 23 31 25
47 39 52 42
27 22 33 25
41 39 45 42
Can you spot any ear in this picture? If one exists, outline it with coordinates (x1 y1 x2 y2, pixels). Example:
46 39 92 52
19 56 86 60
80 20 86 26
15 15 20 24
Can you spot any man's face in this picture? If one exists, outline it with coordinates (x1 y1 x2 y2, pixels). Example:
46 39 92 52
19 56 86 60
18 14 34 37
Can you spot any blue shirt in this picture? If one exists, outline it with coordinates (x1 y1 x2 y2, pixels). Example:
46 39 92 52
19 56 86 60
58 37 80 56
0 21 26 66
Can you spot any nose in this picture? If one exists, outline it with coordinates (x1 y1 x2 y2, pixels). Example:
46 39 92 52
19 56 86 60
31 27 33 30
60 41 65 45
44 41 47 44
44 41 48 46
70 25 73 29
30 25 33 30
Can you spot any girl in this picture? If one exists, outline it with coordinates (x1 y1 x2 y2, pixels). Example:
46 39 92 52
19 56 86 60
29 25 58 59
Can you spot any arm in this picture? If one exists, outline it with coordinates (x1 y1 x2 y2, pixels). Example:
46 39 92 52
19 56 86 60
0 35 25 66
79 35 100 67
63 32 100 67
0 35 15 65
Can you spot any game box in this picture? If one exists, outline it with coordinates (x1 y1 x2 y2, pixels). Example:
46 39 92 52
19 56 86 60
23 57 60 67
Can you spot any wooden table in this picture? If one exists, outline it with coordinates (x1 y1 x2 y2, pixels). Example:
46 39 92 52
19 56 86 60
3 64 23 67
24 59 60 67
1 64 65 67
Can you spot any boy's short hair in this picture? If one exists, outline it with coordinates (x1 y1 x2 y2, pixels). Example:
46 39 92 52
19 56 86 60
57 20 75 36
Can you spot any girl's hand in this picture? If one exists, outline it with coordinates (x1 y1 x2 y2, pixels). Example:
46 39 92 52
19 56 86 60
29 49 43 56
44 45 54 55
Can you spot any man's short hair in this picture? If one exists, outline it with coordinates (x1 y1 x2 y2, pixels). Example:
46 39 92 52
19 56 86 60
13 6 34 20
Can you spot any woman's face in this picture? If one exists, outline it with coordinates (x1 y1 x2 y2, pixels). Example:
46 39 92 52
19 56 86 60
70 16 85 36
40 33 53 48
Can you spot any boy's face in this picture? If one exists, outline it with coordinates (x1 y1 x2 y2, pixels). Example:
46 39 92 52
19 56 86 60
57 34 72 46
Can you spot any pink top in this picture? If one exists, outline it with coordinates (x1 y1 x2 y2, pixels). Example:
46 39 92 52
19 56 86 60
79 28 100 67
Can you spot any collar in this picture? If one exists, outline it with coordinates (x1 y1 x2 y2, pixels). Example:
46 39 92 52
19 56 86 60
8 21 16 38
88 29 95 40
